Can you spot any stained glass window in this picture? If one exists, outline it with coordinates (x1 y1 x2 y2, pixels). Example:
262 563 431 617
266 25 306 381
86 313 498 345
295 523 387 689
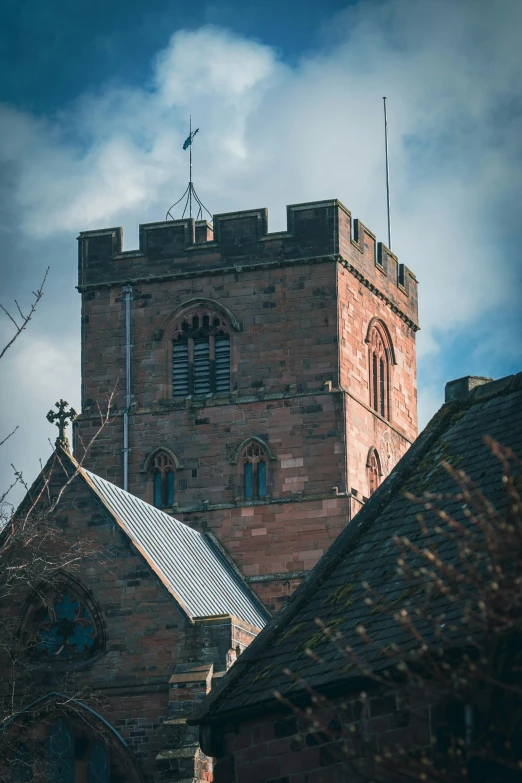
88 741 109 783
47 720 74 783
37 594 95 658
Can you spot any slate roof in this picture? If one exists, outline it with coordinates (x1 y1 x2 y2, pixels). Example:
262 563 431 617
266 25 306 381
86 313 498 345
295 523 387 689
190 372 522 723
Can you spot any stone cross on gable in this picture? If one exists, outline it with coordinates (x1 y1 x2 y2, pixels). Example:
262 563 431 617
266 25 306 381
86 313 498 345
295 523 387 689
46 399 78 451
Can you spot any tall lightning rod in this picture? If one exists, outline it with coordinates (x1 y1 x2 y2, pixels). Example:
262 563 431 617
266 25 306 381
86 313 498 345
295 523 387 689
383 97 392 251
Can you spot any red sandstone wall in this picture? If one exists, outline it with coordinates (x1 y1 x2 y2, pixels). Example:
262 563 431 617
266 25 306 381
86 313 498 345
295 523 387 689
78 262 344 502
337 258 417 500
212 692 433 783
197 496 352 613
81 263 339 413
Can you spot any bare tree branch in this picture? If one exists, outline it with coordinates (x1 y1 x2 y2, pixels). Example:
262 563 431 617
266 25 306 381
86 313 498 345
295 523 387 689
0 268 49 360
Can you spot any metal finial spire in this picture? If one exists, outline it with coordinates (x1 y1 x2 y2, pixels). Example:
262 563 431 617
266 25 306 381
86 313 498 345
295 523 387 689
166 117 212 223
46 399 77 451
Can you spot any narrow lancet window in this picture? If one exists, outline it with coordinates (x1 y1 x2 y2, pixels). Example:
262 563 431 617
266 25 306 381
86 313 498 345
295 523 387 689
151 451 175 508
242 442 268 500
368 322 392 421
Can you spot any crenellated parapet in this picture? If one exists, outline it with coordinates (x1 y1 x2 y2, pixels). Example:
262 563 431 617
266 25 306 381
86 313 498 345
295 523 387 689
78 199 418 326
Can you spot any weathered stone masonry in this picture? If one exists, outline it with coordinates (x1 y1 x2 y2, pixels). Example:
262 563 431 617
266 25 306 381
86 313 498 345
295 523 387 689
76 199 418 611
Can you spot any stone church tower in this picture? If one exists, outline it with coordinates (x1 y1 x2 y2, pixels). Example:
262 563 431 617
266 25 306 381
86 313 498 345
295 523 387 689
76 199 418 611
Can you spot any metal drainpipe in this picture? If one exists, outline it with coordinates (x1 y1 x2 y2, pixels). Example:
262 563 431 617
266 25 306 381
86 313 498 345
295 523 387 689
122 285 133 491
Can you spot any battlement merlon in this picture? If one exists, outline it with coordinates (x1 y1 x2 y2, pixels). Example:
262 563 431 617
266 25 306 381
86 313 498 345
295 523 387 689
77 199 419 328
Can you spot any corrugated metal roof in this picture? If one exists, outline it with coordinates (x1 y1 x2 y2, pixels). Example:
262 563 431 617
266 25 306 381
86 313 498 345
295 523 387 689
81 469 267 629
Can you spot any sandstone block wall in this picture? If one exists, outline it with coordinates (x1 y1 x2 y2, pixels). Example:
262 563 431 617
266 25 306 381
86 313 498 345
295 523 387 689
212 691 433 783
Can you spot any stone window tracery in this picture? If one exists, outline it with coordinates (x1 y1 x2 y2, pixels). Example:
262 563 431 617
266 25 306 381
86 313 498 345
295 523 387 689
6 709 136 783
37 594 96 658
171 310 231 397
150 451 175 508
21 576 104 663
368 322 392 420
242 442 268 500
43 720 110 783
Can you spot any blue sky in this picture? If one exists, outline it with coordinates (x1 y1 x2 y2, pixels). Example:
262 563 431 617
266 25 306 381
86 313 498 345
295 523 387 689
1 0 521 501
0 0 353 110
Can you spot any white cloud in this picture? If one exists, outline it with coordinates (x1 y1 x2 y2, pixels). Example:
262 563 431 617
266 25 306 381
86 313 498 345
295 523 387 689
0 326 80 506
1 0 521 498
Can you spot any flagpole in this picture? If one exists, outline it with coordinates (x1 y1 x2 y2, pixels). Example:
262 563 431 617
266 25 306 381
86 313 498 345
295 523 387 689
383 97 392 251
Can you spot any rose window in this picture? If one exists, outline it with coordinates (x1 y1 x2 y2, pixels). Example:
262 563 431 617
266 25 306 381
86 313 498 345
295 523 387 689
37 594 96 658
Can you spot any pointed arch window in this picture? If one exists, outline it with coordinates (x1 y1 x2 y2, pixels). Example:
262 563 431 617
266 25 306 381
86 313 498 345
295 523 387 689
243 442 268 500
368 322 392 420
172 311 231 397
151 451 175 508
7 707 139 783
367 448 382 496
43 721 110 783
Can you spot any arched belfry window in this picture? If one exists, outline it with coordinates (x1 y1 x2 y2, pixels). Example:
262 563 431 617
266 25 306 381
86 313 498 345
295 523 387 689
367 447 382 496
151 451 175 508
172 310 231 397
367 320 394 421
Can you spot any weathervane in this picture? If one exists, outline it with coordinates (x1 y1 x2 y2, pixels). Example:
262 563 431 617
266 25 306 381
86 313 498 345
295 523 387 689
166 116 213 222
47 399 77 451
